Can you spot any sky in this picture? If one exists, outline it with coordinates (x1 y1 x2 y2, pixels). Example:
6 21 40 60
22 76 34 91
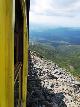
30 0 80 28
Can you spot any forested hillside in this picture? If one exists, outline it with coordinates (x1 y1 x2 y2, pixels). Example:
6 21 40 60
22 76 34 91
30 43 80 79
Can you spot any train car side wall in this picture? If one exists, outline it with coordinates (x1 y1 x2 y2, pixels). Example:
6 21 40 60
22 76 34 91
0 0 14 107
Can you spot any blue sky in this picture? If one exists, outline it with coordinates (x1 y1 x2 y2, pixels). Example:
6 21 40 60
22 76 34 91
30 0 80 27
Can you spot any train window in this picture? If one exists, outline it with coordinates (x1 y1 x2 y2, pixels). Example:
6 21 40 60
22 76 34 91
14 0 23 106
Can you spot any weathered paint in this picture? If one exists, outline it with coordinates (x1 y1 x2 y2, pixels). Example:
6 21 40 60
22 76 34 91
0 0 14 107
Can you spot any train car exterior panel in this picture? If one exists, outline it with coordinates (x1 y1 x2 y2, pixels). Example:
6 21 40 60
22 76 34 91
22 1 28 107
0 0 14 107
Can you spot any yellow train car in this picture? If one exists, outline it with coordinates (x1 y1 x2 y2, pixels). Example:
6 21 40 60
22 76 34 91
0 0 29 107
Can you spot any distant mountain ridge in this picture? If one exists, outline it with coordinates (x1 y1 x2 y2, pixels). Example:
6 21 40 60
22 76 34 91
30 27 80 44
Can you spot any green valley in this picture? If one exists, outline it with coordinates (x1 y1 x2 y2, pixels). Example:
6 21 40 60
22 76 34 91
30 42 80 80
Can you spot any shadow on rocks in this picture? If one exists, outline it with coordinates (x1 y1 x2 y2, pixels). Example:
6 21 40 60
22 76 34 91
27 51 67 107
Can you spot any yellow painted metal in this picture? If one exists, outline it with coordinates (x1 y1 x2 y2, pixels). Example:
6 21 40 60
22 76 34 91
22 1 28 107
0 0 14 107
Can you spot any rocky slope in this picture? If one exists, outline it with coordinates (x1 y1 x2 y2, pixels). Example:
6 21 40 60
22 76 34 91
27 51 80 107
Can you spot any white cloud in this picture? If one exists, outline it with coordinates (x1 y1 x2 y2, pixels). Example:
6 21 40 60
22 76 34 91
30 0 80 27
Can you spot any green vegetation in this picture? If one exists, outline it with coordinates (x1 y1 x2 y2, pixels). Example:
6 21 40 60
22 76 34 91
30 43 80 79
